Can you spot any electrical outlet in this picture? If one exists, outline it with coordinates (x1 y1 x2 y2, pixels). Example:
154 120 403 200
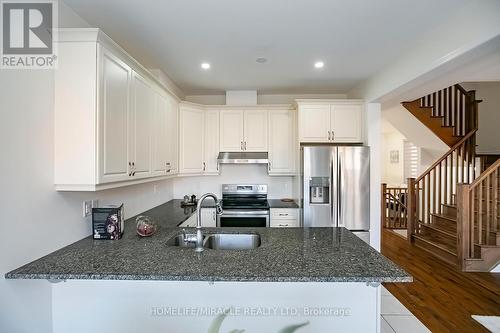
83 200 98 218
83 200 92 217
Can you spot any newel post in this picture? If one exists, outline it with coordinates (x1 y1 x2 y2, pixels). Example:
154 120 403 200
456 183 471 271
381 183 387 230
407 178 416 243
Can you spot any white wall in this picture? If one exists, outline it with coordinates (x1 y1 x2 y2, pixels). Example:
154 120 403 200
348 0 500 102
461 81 500 154
0 4 176 333
366 103 382 251
185 93 347 105
382 131 406 186
173 165 294 199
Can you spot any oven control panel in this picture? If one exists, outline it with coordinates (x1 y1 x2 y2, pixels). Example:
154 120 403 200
222 184 267 195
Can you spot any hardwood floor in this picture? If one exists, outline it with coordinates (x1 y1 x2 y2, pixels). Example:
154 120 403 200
381 229 500 333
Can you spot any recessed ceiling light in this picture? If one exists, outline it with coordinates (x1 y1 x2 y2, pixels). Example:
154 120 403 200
201 63 211 70
256 57 267 63
314 61 324 69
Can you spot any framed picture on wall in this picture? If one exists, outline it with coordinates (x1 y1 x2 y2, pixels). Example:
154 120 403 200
390 150 399 164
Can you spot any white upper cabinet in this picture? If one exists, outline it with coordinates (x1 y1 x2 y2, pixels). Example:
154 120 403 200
244 110 268 151
179 105 205 174
331 104 363 142
165 94 179 175
151 91 169 177
268 109 296 175
97 47 131 184
298 101 364 143
298 105 331 143
219 110 244 152
204 110 220 174
130 72 153 179
219 109 268 151
54 29 180 191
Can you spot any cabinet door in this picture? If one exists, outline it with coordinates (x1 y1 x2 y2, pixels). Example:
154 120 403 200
219 110 244 152
201 208 216 227
166 95 179 175
244 110 268 151
179 106 204 174
130 72 153 178
268 110 295 175
204 110 220 174
151 91 168 176
331 104 363 143
298 105 330 143
98 48 131 184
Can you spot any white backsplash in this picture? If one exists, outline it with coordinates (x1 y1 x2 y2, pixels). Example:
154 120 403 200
172 164 296 199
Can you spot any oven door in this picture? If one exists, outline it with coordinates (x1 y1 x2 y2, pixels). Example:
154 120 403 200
217 210 270 227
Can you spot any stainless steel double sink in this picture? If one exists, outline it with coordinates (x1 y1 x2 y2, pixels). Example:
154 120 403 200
166 233 261 250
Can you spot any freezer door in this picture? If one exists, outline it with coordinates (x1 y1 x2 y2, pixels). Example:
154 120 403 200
302 146 334 227
337 146 370 231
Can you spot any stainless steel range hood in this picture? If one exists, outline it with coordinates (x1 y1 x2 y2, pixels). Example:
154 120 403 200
217 152 269 164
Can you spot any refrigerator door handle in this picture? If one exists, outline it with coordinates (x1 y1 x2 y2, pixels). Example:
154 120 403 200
330 157 334 227
338 152 342 228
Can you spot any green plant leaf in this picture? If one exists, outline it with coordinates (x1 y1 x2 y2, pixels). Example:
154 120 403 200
207 309 230 333
277 321 310 333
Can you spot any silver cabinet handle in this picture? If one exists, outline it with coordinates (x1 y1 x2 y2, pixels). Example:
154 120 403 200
240 141 243 151
268 161 271 172
278 213 289 216
203 162 206 171
328 131 331 141
331 131 334 141
244 141 247 150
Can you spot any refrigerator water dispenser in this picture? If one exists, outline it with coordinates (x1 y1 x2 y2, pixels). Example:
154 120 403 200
309 177 330 204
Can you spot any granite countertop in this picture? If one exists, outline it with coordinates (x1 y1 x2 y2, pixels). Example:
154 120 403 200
5 200 411 283
268 199 299 209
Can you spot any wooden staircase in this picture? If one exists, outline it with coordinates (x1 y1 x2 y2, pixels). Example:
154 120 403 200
383 84 500 272
402 84 479 147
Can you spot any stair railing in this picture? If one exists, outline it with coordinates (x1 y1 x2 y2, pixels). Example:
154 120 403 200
407 130 478 241
381 184 408 229
457 158 500 269
419 84 478 136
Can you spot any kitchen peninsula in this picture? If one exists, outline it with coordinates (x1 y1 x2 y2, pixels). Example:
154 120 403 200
6 200 410 333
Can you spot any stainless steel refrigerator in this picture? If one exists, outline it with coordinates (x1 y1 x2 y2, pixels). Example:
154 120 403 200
301 146 370 241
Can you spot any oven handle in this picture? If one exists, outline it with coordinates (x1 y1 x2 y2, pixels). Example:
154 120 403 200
219 210 270 216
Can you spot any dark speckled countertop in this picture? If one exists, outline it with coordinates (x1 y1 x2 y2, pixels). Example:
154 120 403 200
5 200 411 283
268 199 299 209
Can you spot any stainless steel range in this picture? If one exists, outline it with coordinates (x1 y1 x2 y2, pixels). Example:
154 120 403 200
217 184 270 227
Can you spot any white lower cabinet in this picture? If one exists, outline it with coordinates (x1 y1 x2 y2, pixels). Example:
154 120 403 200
179 214 197 228
270 208 299 227
178 209 216 228
201 208 217 227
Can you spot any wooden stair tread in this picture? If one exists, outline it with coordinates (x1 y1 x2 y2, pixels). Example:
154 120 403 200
419 222 456 238
413 233 457 255
431 213 457 222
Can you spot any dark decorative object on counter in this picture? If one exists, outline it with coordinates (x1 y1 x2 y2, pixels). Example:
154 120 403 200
92 204 124 240
181 194 197 207
136 215 157 237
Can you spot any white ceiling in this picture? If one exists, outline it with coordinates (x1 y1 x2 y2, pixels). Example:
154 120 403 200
64 0 470 95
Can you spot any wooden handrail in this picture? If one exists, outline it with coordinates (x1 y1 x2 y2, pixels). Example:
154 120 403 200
416 129 477 182
469 158 500 189
454 83 469 95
